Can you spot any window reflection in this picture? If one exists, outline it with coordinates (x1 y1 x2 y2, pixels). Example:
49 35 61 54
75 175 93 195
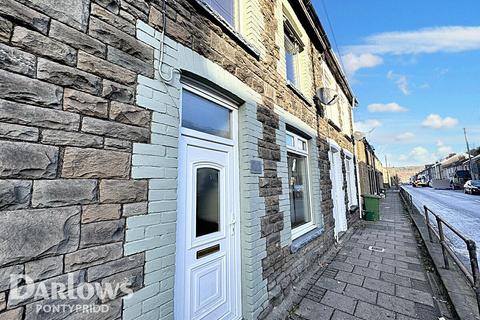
205 0 235 27
182 90 231 138
196 167 220 237
287 153 311 228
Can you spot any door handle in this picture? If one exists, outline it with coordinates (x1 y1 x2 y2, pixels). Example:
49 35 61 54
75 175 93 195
230 219 236 236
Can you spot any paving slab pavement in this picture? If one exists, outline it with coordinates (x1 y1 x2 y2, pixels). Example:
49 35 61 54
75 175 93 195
288 191 453 320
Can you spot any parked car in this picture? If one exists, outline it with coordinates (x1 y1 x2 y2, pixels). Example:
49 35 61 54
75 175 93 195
451 170 471 190
464 180 480 194
413 179 429 187
412 176 429 187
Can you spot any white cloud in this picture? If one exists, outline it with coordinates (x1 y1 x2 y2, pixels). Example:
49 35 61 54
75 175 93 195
354 119 382 133
436 68 449 76
341 53 383 76
422 114 459 129
398 141 456 165
395 132 415 141
341 26 480 78
387 71 410 95
419 82 430 89
346 26 480 55
436 140 454 157
399 146 435 164
397 76 409 95
411 147 433 162
368 102 408 113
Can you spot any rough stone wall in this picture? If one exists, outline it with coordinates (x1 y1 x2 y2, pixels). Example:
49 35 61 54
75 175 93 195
316 138 336 232
154 0 354 316
256 103 283 317
358 162 370 195
356 139 371 195
0 0 155 318
257 109 334 318
254 130 336 318
0 0 358 319
122 21 180 320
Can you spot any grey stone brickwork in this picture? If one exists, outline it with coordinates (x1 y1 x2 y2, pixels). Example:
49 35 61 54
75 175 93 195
124 21 268 319
258 107 337 318
0 0 153 318
0 0 358 319
122 20 180 320
277 117 292 247
256 102 283 317
309 138 324 228
145 3 355 317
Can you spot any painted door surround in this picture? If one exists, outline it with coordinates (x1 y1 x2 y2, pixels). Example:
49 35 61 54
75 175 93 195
343 150 358 209
175 84 241 320
328 141 347 239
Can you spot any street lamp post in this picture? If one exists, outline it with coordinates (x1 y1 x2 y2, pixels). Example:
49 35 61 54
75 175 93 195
464 128 474 179
385 154 390 188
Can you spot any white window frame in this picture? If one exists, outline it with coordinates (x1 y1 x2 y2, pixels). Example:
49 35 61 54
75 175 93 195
283 17 304 89
286 131 315 239
204 0 240 30
180 81 237 147
284 36 300 87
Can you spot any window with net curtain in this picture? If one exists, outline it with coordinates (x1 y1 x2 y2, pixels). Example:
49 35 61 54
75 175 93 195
205 0 235 27
284 19 304 86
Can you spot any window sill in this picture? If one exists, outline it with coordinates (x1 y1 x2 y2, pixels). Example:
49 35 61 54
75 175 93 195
290 227 324 253
287 81 313 106
327 119 341 132
194 0 261 61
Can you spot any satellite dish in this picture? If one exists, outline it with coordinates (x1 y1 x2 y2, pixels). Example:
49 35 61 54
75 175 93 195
353 131 365 141
316 87 338 105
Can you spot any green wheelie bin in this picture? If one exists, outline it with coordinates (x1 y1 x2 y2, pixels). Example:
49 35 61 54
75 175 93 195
362 194 381 221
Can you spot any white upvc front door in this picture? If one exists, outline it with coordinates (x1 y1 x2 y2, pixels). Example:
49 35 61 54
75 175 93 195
175 84 241 320
329 146 347 239
344 155 358 208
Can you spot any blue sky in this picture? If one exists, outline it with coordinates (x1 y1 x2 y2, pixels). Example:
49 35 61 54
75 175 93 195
313 0 480 167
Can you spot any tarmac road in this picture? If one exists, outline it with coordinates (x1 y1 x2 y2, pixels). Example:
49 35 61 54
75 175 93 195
403 185 480 265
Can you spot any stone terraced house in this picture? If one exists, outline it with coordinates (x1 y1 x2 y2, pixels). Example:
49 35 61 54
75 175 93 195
0 0 360 319
356 138 385 196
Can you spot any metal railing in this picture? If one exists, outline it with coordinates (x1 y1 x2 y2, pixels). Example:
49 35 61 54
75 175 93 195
399 187 480 313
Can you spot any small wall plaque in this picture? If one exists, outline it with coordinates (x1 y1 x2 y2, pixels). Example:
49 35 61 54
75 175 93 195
250 160 263 174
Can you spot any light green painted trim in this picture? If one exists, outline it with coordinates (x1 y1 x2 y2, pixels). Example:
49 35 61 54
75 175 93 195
277 117 292 247
238 101 268 319
174 36 268 319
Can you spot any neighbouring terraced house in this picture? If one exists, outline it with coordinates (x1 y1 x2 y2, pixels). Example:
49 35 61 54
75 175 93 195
356 138 387 196
0 0 360 319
